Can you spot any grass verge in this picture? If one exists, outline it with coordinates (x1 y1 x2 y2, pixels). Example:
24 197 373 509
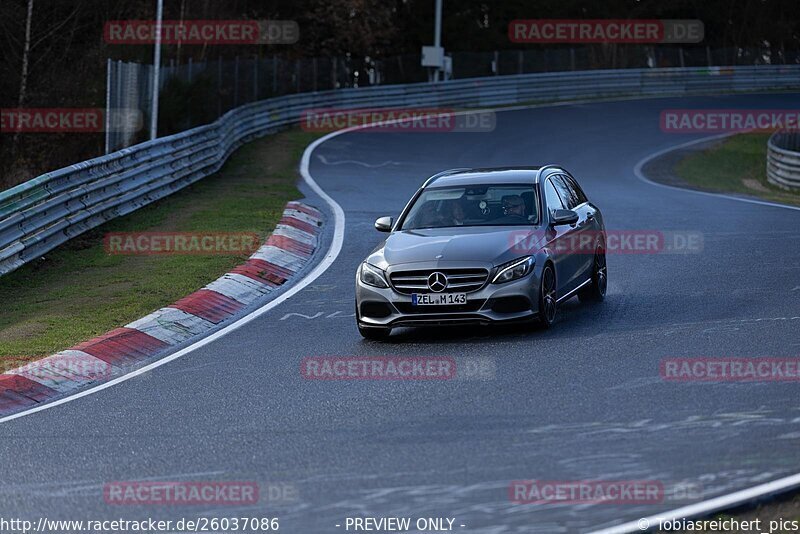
0 128 322 366
675 133 800 207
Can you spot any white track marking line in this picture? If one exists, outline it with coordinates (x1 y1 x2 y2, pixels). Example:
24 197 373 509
316 154 403 168
633 132 800 212
588 472 800 533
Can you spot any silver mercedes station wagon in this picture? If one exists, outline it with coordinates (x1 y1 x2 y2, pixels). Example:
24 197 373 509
355 166 607 340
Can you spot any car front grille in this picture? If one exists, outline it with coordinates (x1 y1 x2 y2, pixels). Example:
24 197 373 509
389 268 489 295
394 299 485 314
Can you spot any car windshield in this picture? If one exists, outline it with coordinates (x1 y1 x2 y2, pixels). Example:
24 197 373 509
400 184 538 230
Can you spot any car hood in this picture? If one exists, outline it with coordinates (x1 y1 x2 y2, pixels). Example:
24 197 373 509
365 227 544 269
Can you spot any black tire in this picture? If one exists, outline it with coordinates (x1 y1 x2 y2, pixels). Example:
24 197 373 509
538 264 557 328
578 245 607 302
357 323 391 340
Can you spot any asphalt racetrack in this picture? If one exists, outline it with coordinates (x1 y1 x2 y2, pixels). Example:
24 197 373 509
2 93 800 533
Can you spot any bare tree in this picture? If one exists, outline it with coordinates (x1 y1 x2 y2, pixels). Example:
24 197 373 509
17 0 33 108
10 0 34 154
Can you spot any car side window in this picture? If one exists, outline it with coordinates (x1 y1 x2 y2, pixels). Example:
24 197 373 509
552 174 578 209
544 178 565 211
561 174 588 205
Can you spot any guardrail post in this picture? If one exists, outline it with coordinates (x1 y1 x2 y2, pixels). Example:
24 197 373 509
187 58 193 126
254 57 259 101
332 57 338 89
105 58 112 154
217 56 222 118
273 56 278 95
115 60 123 147
234 56 239 107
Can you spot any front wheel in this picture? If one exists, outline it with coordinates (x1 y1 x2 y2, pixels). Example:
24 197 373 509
538 264 557 328
578 246 607 302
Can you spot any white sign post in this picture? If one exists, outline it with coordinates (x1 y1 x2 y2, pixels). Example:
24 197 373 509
421 0 444 82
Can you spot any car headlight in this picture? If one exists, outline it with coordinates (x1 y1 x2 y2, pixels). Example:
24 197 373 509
492 256 534 284
360 262 389 288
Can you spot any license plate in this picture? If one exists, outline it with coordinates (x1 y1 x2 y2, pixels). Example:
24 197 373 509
411 293 467 306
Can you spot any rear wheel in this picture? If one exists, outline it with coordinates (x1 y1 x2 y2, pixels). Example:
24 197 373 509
579 245 607 302
538 264 557 328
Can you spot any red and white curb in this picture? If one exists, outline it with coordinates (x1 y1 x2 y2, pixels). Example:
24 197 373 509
0 201 322 416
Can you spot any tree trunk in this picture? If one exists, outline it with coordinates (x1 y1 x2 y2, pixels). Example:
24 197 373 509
12 0 34 155
18 0 34 108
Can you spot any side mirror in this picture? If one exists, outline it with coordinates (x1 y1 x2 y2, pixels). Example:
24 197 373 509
551 209 578 226
374 216 393 232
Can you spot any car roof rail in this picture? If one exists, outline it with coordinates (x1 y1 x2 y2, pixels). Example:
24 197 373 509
535 164 564 182
422 167 472 188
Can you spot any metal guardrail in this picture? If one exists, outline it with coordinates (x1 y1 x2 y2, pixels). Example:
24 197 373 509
767 130 800 190
2 64 800 276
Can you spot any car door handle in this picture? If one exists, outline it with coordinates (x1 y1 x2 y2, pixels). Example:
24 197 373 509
586 213 595 221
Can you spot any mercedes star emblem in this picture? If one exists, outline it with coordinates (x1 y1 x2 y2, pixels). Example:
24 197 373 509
427 272 448 292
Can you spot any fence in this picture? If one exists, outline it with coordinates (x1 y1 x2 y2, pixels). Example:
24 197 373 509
767 131 800 190
105 59 155 154
2 64 800 277
105 46 800 153
106 54 413 152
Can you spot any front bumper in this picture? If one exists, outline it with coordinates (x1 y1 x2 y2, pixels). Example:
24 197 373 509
356 267 542 329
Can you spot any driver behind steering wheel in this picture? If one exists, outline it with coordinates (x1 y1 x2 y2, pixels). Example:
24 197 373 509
501 195 526 219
